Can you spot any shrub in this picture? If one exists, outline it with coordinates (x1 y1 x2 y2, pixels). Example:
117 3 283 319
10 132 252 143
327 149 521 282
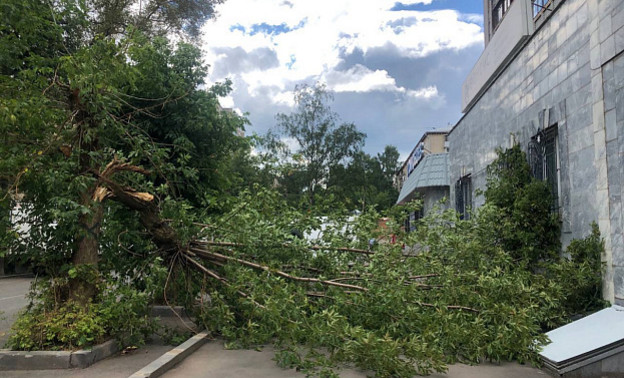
6 278 155 351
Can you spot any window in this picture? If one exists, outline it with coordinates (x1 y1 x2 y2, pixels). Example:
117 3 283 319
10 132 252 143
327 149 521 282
491 0 513 31
532 0 552 18
455 175 472 220
404 207 424 232
528 126 559 211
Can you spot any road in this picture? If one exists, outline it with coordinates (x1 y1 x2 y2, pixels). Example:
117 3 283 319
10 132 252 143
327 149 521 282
0 277 32 348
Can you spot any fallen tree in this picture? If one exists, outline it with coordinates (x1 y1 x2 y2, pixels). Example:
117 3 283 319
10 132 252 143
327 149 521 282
5 139 607 376
1 2 607 376
52 171 607 376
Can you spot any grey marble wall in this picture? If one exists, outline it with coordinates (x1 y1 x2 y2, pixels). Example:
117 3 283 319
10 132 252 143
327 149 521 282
448 0 624 303
421 187 450 215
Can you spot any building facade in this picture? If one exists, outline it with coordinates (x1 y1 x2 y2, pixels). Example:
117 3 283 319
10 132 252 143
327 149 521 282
396 131 450 230
449 0 624 303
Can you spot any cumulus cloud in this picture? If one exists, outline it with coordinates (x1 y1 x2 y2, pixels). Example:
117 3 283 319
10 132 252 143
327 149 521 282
201 0 484 156
322 65 442 106
211 46 279 77
324 65 403 93
202 0 481 89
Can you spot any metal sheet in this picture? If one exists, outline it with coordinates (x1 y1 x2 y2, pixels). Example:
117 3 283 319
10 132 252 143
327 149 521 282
540 306 624 364
396 153 450 204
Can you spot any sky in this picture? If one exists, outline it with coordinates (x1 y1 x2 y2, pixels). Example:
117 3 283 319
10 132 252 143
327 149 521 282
200 0 485 159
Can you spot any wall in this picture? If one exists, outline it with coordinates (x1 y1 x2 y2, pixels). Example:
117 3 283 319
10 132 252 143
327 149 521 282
462 0 535 111
448 0 624 303
424 133 447 154
421 187 450 214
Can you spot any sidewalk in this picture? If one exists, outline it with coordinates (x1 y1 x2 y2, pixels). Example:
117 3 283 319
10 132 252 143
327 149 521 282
162 340 550 378
0 343 172 378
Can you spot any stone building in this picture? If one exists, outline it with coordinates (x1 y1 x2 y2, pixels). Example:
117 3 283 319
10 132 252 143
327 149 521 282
448 0 624 303
396 130 450 230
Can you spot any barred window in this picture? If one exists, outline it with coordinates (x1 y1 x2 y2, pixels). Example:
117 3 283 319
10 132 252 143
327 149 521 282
528 126 559 211
405 207 424 232
455 175 472 220
532 0 552 18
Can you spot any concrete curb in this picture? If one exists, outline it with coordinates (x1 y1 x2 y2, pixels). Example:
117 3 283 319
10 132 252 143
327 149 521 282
0 339 119 370
0 273 34 280
128 331 209 378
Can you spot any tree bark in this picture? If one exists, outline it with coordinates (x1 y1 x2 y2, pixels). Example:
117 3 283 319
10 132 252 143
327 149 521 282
69 187 103 303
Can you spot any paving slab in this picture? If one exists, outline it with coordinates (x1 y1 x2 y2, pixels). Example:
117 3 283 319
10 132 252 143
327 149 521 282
161 340 549 378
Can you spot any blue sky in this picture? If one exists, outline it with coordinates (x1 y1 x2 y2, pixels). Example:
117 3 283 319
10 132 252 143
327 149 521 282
390 0 483 15
201 0 485 160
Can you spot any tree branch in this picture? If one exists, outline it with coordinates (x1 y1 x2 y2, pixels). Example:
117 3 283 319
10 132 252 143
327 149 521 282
195 240 374 256
188 248 369 292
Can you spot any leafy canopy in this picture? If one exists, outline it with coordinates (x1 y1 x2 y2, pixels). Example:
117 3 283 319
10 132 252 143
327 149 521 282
269 83 366 206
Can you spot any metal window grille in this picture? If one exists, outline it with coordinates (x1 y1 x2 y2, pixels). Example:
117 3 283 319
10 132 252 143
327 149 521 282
528 126 559 211
532 0 552 18
405 208 424 233
455 175 472 220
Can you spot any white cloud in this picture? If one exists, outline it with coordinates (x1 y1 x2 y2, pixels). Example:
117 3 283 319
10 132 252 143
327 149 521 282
322 65 442 105
325 65 400 93
407 86 439 99
201 0 483 102
200 0 481 155
218 95 235 109
270 90 295 107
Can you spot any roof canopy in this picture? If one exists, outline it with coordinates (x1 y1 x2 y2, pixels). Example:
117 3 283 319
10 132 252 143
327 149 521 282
397 153 450 204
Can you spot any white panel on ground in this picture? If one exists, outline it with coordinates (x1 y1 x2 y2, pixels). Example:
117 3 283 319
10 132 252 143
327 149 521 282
540 305 624 374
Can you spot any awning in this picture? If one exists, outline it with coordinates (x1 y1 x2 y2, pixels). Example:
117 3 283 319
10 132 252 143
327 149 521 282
396 153 449 204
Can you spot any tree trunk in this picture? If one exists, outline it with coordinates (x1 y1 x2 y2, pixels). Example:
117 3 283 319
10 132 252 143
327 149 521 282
69 188 103 303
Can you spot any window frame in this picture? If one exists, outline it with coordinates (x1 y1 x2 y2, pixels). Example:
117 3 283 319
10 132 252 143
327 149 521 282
491 0 514 33
528 125 560 212
532 0 553 20
455 174 472 220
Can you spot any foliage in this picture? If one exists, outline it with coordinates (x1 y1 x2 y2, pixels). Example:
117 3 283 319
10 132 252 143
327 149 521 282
268 83 366 206
0 0 248 301
149 188 553 377
327 146 399 211
0 2 608 377
6 276 157 350
483 145 561 267
548 222 607 317
160 146 604 377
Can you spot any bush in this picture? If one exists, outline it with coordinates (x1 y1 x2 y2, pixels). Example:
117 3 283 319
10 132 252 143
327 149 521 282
553 222 608 317
6 278 155 351
483 145 560 267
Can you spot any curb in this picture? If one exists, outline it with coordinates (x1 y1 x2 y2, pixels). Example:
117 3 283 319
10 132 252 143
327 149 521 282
128 331 209 378
0 339 118 370
0 273 34 280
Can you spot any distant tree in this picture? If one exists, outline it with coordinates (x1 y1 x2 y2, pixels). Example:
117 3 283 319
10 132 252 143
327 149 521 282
328 146 399 211
271 83 366 206
377 145 400 183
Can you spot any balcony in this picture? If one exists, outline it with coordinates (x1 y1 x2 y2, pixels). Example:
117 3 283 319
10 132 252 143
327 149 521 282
461 0 535 112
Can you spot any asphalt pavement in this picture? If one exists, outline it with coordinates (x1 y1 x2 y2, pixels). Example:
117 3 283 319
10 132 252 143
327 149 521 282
0 277 32 348
162 340 549 378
